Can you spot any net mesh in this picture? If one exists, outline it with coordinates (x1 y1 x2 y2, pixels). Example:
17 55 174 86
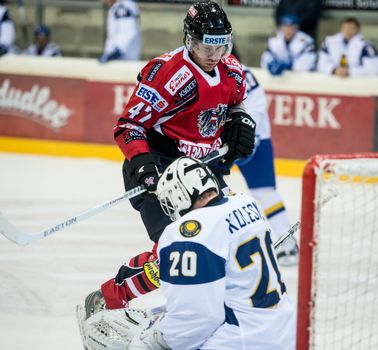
310 157 378 350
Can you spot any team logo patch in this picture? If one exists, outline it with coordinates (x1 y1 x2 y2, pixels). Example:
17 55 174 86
164 65 193 96
136 83 168 112
146 62 163 81
179 220 202 238
222 56 243 72
188 5 197 17
174 78 198 106
114 5 129 19
197 104 228 138
143 261 160 288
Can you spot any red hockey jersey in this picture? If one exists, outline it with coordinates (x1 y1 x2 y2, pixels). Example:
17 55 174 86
114 47 246 160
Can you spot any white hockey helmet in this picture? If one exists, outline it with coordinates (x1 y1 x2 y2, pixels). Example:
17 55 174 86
157 156 221 221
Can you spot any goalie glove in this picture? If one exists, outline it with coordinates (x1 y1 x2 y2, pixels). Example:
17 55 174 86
79 308 151 350
129 313 169 350
222 111 256 167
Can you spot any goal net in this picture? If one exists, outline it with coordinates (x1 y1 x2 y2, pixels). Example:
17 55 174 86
297 153 378 350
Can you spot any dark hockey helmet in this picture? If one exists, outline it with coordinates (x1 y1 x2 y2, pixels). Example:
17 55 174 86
184 1 232 41
184 1 233 58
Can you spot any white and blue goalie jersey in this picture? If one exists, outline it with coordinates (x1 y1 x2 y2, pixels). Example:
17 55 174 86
157 193 296 350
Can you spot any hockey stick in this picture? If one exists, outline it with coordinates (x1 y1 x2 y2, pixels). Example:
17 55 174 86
273 221 300 249
0 146 229 246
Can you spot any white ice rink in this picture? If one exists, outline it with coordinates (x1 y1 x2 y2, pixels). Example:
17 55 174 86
0 152 302 350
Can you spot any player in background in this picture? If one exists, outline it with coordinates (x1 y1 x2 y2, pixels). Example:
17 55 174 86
0 1 16 56
83 0 256 319
317 17 378 77
100 0 141 63
24 25 62 57
77 157 296 350
261 13 317 76
232 54 298 264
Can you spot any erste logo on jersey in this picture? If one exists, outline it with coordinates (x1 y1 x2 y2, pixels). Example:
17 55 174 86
136 83 168 112
164 65 193 96
198 104 228 138
179 220 202 238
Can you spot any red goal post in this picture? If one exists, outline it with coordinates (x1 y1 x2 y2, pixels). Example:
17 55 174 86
297 153 378 350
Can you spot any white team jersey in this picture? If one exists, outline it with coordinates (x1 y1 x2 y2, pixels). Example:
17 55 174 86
24 42 61 57
104 0 141 60
243 65 271 142
0 5 15 49
261 30 316 72
317 32 378 77
157 194 296 350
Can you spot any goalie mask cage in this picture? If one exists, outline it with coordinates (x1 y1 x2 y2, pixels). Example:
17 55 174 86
297 153 378 350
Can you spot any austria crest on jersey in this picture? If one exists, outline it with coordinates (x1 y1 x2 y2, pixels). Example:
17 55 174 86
198 104 228 137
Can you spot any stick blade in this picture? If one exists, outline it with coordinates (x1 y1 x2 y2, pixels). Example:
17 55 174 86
0 212 32 246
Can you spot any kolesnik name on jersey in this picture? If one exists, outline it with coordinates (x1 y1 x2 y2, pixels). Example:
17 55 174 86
226 201 264 234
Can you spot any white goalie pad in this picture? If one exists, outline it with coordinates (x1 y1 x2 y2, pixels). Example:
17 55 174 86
76 304 166 350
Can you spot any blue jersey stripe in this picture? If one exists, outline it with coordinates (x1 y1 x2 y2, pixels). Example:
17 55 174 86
160 241 226 285
224 304 239 326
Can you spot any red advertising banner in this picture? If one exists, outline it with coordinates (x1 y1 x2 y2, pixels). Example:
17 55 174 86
83 81 136 144
266 91 376 159
0 73 376 160
0 75 136 145
0 75 85 141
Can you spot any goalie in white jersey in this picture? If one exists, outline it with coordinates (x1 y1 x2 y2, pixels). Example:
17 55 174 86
77 157 296 349
150 156 296 349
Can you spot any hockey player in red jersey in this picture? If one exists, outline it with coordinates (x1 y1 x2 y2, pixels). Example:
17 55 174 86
83 1 256 316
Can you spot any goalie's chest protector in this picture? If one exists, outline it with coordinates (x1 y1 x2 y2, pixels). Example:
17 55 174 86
136 47 245 156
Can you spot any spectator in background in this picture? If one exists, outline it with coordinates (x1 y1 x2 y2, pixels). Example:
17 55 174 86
24 25 62 57
275 0 322 44
261 13 317 76
0 1 16 56
100 0 141 63
317 17 378 77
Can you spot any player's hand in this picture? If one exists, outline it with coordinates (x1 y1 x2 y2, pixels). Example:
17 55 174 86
99 48 122 64
222 112 256 167
333 66 349 78
128 153 160 193
267 59 292 76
